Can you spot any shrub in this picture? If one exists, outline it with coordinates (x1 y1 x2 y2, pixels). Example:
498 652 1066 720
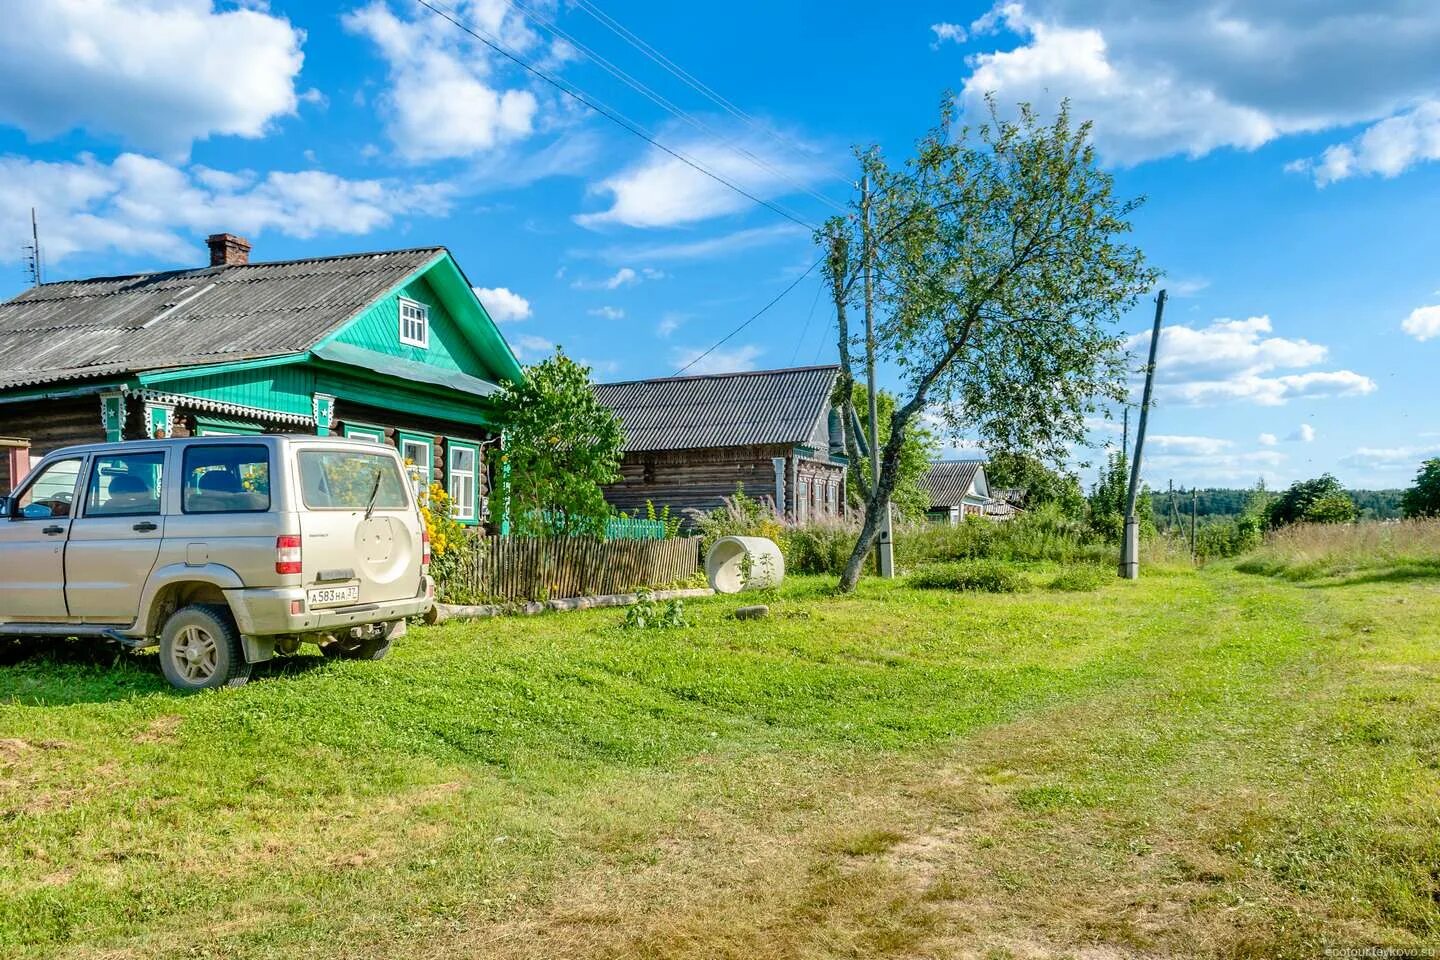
1047 565 1106 591
908 560 1031 593
690 486 789 555
896 503 1112 567
785 518 865 575
620 590 689 630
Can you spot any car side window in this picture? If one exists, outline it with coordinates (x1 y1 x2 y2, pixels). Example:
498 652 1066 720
15 458 83 519
182 444 271 514
84 452 165 517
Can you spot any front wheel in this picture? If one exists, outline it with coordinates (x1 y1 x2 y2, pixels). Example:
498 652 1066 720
159 604 251 692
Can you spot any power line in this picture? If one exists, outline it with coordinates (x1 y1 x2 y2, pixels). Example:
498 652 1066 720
570 0 850 197
414 0 818 231
674 257 823 376
501 0 846 217
790 274 824 364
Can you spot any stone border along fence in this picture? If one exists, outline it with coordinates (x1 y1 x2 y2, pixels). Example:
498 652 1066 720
436 534 704 604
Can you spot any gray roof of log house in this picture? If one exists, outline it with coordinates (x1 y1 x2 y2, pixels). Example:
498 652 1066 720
0 247 443 390
921 460 987 507
595 365 840 453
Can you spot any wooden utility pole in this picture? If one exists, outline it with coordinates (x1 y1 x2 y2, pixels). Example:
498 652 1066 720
860 172 894 577
1122 406 1129 461
1119 289 1166 579
1190 489 1198 560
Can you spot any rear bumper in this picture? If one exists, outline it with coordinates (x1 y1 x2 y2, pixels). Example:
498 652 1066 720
226 577 435 636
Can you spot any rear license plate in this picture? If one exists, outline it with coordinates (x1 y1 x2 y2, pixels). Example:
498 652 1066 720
307 585 358 607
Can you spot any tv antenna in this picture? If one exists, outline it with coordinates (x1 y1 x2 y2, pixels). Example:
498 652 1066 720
23 208 43 286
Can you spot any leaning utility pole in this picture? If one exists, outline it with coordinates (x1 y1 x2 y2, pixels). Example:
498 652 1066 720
860 172 894 577
1119 289 1167 579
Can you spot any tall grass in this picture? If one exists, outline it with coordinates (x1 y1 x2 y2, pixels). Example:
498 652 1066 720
1236 519 1440 581
896 504 1115 567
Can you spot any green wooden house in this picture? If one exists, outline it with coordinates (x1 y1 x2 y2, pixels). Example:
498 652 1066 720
0 234 522 525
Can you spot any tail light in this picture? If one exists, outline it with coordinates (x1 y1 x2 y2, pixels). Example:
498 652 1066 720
421 528 431 571
276 535 302 574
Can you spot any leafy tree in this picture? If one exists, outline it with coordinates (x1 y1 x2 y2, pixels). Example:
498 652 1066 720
1086 449 1154 541
848 383 939 520
1304 492 1357 524
1400 458 1440 518
984 450 1085 517
493 348 624 537
1267 473 1350 528
821 99 1155 591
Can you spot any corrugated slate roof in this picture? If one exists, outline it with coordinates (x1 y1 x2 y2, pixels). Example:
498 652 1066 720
0 247 442 390
595 365 839 452
922 460 986 507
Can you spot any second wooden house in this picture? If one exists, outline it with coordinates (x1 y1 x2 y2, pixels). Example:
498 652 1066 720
594 365 857 523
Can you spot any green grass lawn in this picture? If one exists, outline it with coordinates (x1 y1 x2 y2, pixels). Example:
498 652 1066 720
2 563 1439 959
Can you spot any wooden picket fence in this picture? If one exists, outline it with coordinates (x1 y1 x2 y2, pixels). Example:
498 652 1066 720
438 534 703 603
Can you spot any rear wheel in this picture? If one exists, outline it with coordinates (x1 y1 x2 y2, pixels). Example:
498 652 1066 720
159 604 251 692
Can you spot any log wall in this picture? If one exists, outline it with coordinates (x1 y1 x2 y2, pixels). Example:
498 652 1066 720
0 395 105 491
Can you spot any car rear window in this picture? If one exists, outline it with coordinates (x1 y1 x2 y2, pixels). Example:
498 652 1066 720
298 450 409 510
183 444 271 514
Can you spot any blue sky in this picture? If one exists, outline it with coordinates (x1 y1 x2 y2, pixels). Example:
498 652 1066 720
1 0 1438 490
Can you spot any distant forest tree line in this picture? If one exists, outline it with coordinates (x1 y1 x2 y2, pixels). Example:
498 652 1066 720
1152 485 1405 531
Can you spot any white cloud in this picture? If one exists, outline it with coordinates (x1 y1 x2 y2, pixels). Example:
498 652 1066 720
576 130 826 229
1127 315 1375 407
0 0 304 155
473 286 531 323
570 266 663 291
598 224 807 263
1144 449 1286 486
669 344 763 375
1340 445 1440 471
1168 277 1210 298
587 306 624 320
1258 433 1277 447
958 2 1440 168
343 1 539 162
0 152 448 264
1402 304 1440 342
1298 101 1440 186
1148 435 1232 457
930 22 967 47
656 312 686 338
1286 423 1316 443
512 334 554 362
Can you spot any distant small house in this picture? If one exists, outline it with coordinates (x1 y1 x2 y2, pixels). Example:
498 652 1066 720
0 234 522 526
920 460 995 523
594 365 856 522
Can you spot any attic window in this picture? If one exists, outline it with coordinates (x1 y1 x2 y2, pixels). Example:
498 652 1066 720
399 298 429 348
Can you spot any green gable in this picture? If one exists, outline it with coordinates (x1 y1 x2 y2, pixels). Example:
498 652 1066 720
320 251 523 388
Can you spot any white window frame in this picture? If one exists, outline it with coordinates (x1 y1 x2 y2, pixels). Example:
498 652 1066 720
343 424 385 443
399 435 432 493
398 297 429 348
447 441 478 523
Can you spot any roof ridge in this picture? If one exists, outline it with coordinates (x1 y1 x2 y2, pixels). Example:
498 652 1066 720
597 363 838 389
25 246 447 290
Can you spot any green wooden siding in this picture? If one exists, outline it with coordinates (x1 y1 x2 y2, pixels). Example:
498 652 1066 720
138 364 314 417
332 275 497 383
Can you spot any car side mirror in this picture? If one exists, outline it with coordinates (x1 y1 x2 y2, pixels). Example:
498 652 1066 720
0 496 13 519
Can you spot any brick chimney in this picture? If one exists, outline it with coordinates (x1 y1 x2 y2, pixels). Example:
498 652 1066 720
206 233 251 267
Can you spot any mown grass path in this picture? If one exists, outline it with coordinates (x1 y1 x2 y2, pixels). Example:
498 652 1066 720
2 566 1438 958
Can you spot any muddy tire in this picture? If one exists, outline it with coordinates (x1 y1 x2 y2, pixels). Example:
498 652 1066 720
159 604 251 692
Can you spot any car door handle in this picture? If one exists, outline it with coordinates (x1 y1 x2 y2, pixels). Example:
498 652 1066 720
42 525 64 536
132 521 158 532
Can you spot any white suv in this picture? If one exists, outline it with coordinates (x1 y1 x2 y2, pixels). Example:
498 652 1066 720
0 435 434 691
